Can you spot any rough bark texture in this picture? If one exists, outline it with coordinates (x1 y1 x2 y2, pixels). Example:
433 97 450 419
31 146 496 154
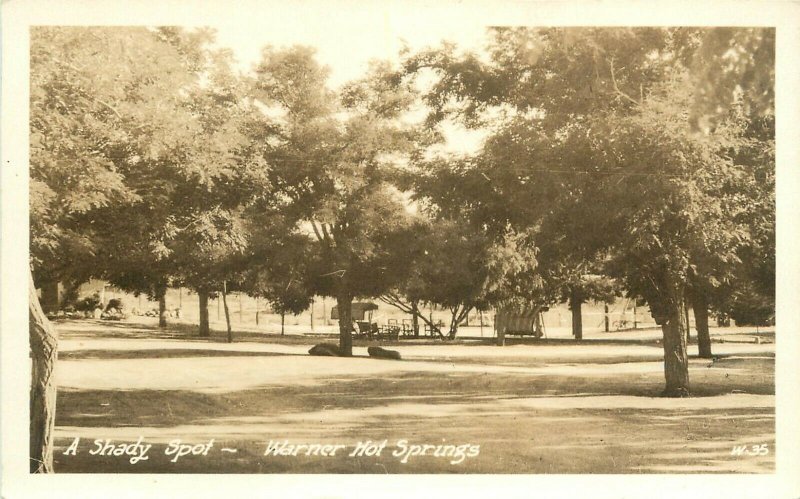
569 293 583 340
222 283 232 343
336 292 353 357
158 286 168 328
692 292 712 358
198 289 210 337
660 288 691 397
30 273 58 473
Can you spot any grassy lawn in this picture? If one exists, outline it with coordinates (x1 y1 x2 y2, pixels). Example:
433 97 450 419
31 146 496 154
51 319 775 473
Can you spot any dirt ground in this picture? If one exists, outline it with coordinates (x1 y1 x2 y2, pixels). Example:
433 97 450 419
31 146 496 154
50 319 775 473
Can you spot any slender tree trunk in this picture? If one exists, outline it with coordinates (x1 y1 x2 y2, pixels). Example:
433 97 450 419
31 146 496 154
198 289 210 337
604 303 610 332
569 291 583 340
310 297 315 332
449 307 459 339
40 279 60 315
336 291 353 357
281 313 285 336
157 286 168 328
411 300 420 337
692 292 712 358
660 286 690 397
684 302 691 342
30 273 57 473
222 282 232 343
379 294 443 339
448 305 471 340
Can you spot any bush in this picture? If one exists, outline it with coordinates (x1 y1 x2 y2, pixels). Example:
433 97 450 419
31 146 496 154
105 298 124 312
727 285 774 326
74 293 101 312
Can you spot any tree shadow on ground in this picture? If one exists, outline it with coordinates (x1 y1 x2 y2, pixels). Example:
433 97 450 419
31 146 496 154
59 349 309 361
55 319 692 348
56 354 774 430
56 319 330 345
52 401 775 473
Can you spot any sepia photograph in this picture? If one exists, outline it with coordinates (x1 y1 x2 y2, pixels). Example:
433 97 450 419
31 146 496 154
2 0 799 497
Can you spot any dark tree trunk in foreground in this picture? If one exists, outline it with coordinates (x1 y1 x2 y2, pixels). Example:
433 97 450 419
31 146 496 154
660 287 690 397
198 289 210 337
157 284 168 328
30 273 57 473
222 282 232 343
692 292 712 358
336 291 353 357
281 313 285 336
569 291 583 340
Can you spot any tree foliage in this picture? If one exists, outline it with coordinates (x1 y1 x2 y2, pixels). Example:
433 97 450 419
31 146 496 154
250 49 423 355
399 27 774 395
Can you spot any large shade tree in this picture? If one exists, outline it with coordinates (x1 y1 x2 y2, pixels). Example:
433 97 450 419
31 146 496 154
250 48 423 356
28 26 260 470
399 27 774 396
30 26 209 472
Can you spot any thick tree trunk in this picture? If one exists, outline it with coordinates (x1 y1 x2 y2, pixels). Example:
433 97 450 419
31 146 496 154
158 287 168 328
569 292 583 340
198 289 210 337
660 288 690 397
30 273 57 473
336 291 353 357
222 282 232 343
281 313 285 336
692 292 712 358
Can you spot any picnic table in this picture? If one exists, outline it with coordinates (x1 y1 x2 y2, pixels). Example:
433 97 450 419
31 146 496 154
352 318 444 341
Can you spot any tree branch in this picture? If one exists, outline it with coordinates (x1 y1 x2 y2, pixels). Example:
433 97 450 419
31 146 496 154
310 220 325 244
381 293 445 339
321 223 333 244
96 99 123 119
607 58 641 107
